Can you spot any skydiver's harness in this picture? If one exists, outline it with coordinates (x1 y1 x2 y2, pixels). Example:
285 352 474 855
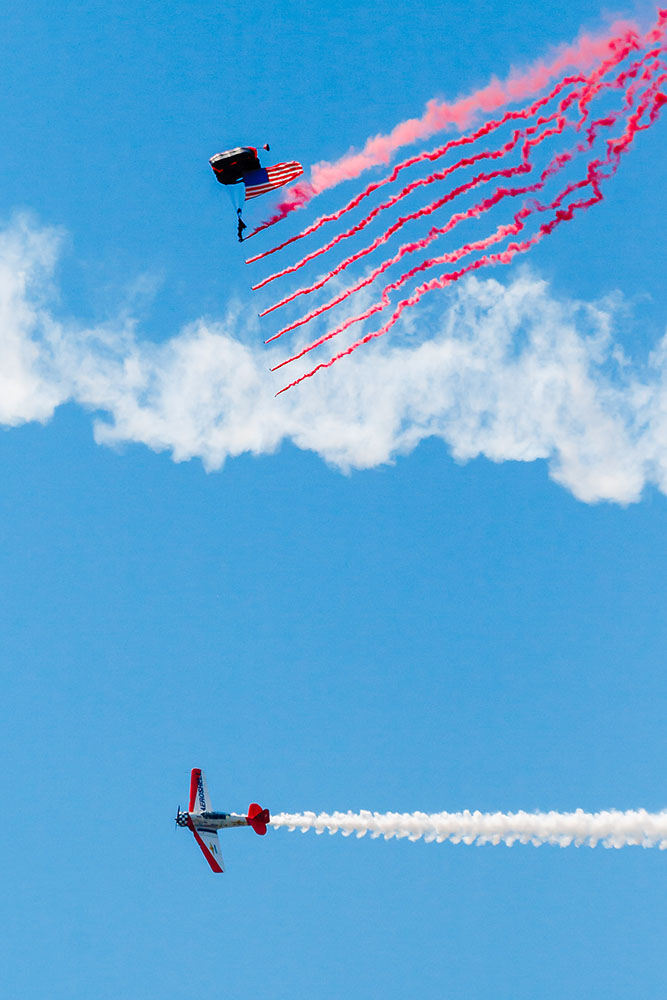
237 208 247 243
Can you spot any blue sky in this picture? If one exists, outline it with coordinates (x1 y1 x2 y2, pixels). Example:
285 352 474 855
1 2 666 998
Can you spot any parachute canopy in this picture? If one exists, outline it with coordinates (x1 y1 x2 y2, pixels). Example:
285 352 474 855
210 147 262 185
209 146 303 202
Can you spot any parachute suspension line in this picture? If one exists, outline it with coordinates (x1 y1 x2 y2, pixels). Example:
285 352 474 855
220 182 247 242
223 180 245 214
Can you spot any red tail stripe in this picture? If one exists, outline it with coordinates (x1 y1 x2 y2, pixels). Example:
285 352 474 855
189 768 201 812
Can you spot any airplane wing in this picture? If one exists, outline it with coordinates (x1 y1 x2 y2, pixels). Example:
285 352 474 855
188 820 225 874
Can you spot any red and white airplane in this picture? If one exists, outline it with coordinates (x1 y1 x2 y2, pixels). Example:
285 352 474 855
175 767 270 873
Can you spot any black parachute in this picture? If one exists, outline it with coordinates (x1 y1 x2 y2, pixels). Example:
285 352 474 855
209 146 265 186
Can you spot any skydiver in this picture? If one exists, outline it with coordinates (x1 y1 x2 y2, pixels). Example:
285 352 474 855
237 208 247 243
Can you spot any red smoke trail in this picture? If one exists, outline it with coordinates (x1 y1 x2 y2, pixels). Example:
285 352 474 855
277 84 666 393
246 74 584 265
266 48 665 343
263 123 568 335
255 29 653 295
255 113 570 296
272 98 640 370
270 140 610 372
245 17 643 240
274 74 662 378
269 155 580 356
248 24 647 265
276 80 666 394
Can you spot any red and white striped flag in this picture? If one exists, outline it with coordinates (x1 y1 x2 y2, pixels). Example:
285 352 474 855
244 161 304 201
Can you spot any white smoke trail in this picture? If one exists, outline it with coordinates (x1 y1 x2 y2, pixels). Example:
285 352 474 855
271 808 667 849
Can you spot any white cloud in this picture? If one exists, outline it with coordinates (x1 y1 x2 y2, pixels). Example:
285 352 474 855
1 214 666 505
0 217 66 425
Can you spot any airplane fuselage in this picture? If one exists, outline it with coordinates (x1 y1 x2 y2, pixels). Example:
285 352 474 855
176 809 248 830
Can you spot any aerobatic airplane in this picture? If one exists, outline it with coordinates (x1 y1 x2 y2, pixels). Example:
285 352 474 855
175 767 270 873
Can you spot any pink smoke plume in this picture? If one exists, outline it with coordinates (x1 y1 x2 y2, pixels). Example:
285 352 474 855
246 74 584 265
275 78 666 394
255 111 571 297
270 133 618 372
247 27 648 268
264 132 563 340
246 15 650 242
264 44 664 342
250 24 654 269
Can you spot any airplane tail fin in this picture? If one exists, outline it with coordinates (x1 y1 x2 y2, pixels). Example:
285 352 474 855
189 768 213 814
247 803 270 835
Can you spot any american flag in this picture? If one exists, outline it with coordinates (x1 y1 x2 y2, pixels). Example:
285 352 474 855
244 160 303 201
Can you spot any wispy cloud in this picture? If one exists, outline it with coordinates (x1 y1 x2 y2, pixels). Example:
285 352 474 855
2 214 666 504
